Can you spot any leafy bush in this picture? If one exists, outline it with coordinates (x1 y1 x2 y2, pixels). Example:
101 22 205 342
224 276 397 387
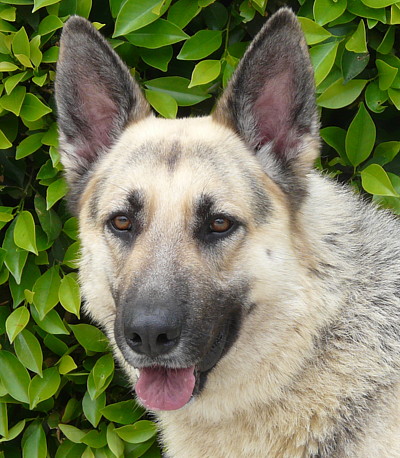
0 0 399 455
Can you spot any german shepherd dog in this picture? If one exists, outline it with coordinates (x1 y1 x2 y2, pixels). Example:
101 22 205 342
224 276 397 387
56 8 400 457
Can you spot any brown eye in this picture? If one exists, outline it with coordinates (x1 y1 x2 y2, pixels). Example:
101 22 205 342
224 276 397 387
209 217 232 233
111 215 132 231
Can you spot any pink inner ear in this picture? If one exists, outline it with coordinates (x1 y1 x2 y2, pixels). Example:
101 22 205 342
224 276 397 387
77 81 120 159
253 71 296 156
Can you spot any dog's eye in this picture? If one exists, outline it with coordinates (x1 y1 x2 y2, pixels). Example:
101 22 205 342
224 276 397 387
209 217 232 233
111 215 132 231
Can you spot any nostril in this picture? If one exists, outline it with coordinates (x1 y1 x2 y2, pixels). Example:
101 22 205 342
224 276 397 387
156 333 178 348
129 332 142 347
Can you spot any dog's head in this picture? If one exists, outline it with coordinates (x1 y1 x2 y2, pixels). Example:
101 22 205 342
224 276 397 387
56 9 319 412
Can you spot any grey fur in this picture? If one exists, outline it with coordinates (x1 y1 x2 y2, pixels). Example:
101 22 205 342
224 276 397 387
56 8 400 457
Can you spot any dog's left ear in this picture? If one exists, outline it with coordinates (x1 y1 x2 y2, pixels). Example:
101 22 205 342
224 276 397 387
55 16 151 195
213 8 319 179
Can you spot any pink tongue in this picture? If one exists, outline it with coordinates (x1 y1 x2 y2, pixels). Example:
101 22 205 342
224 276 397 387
135 366 196 411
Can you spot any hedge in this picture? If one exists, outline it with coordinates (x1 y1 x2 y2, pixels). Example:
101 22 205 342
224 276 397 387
0 0 399 456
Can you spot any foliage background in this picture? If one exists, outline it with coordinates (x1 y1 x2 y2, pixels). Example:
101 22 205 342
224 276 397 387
0 0 399 456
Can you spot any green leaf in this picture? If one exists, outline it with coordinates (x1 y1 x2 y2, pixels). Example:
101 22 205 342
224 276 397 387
14 329 43 376
30 306 69 335
0 61 19 71
298 17 332 45
177 30 222 60
3 229 28 285
44 334 68 356
83 391 106 427
345 103 376 166
76 0 92 17
81 426 107 449
63 217 79 240
313 0 347 25
0 129 12 148
0 402 7 438
20 93 52 122
58 355 77 374
9 259 40 307
188 59 221 87
42 45 59 63
63 240 80 269
59 424 86 444
376 59 398 91
70 324 109 352
5 306 29 343
0 5 16 21
0 85 26 116
204 2 228 29
34 194 62 242
341 50 369 83
374 141 400 164
361 164 399 196
115 421 157 444
14 210 38 255
101 400 144 425
22 421 47 458
239 0 255 22
141 45 173 71
30 35 42 67
16 132 44 159
309 41 339 86
377 26 395 54
61 398 81 423
345 20 367 53
46 177 68 209
38 14 63 35
29 366 60 409
87 353 114 400
391 3 400 23
145 89 177 118
388 87 400 109
361 0 398 7
107 423 124 458
145 76 211 106
167 0 200 28
32 0 60 12
126 19 188 49
4 71 27 95
114 0 164 36
32 267 61 319
347 0 386 21
0 350 30 403
0 419 25 444
59 274 81 318
317 78 367 108
12 27 30 66
365 80 388 113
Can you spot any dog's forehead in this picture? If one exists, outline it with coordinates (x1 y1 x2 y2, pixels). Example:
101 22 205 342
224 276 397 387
90 116 269 216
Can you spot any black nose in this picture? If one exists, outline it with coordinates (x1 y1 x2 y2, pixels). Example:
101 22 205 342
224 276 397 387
124 314 181 357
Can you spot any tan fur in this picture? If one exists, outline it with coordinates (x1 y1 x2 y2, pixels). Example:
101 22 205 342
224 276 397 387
56 11 400 457
74 117 400 457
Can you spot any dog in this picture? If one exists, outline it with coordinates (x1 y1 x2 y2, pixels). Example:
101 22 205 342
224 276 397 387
55 8 400 457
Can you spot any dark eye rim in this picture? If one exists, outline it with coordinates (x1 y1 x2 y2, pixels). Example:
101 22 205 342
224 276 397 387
209 216 233 234
108 214 133 232
201 213 240 241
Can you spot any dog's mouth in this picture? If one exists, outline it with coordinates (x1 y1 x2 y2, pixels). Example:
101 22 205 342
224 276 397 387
135 325 229 411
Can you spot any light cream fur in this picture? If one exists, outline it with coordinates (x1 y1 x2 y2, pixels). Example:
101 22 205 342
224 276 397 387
75 117 400 457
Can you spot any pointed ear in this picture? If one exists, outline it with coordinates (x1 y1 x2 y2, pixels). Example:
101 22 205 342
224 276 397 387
213 8 319 182
55 16 151 192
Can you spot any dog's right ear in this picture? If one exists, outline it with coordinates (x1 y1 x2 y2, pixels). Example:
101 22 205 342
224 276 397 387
55 16 151 194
